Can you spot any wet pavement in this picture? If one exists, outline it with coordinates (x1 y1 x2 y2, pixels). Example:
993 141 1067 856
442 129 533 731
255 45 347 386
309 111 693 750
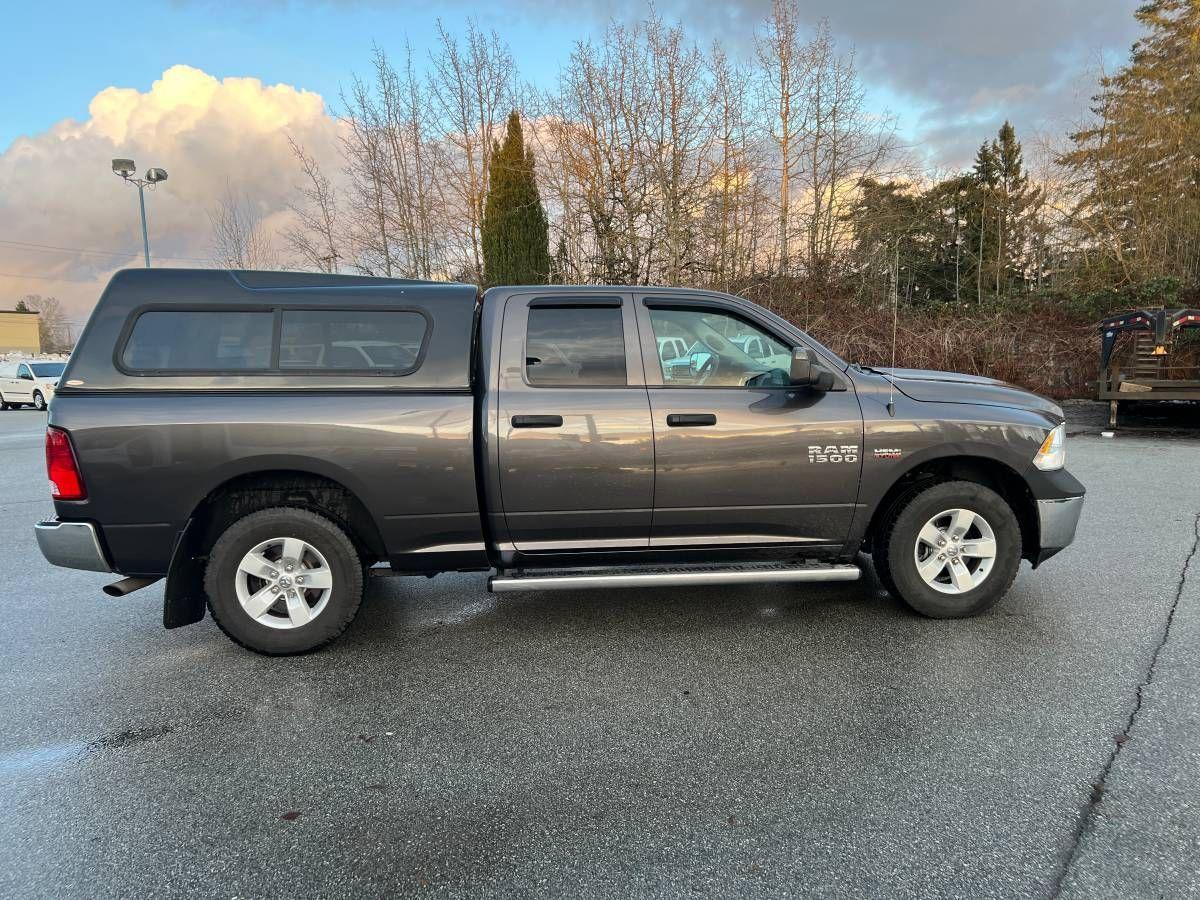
1 407 1198 898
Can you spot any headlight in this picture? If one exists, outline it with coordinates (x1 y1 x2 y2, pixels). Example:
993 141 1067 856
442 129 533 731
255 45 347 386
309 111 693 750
1033 424 1065 471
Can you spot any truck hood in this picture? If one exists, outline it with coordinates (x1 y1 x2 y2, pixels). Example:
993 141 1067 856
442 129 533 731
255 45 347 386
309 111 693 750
874 367 1063 419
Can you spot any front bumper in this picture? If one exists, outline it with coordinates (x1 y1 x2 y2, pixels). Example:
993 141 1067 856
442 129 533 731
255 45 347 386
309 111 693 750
1034 496 1084 565
34 520 112 572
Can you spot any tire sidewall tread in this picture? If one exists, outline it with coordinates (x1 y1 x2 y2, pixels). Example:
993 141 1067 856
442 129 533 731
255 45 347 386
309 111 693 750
870 480 929 599
204 506 364 655
885 480 1021 619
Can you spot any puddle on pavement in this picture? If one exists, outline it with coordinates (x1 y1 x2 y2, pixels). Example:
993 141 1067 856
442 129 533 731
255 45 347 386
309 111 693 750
406 597 499 632
0 725 174 777
0 741 88 776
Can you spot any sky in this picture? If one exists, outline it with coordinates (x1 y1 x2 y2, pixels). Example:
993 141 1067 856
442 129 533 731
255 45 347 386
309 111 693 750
1 0 1143 322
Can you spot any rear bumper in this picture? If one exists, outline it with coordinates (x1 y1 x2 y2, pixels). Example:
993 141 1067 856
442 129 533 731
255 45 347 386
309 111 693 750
1034 496 1084 565
34 520 112 573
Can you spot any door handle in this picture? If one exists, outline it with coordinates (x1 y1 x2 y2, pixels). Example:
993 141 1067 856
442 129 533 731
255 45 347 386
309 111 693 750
667 413 717 427
511 415 564 428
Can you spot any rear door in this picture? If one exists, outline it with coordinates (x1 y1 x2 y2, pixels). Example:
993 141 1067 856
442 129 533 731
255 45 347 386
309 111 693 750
635 297 864 551
496 294 654 551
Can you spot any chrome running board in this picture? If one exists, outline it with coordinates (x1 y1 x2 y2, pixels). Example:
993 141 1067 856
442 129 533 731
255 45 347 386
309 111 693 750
488 563 860 593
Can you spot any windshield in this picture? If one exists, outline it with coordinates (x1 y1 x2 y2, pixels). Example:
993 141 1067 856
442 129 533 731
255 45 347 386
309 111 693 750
31 363 65 377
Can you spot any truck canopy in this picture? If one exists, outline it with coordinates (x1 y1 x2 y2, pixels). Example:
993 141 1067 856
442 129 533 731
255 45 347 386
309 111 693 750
61 269 478 393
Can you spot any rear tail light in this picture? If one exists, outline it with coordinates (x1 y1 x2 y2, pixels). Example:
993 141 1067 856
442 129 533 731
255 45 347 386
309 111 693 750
46 427 86 500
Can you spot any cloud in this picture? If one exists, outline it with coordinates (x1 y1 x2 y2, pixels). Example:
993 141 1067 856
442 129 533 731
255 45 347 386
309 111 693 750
498 0 1143 168
0 65 341 322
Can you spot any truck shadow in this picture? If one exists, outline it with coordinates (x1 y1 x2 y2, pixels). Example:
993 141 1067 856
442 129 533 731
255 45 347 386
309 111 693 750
349 561 903 643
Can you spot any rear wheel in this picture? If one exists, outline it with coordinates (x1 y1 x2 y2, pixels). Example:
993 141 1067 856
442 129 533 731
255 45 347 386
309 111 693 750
0 393 11 411
882 480 1021 618
204 507 364 654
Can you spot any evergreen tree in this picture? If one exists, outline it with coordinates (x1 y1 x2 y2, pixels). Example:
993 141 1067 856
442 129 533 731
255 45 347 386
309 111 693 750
482 111 550 286
961 141 998 302
1059 0 1200 290
961 123 1039 301
14 299 29 312
973 140 999 189
993 121 1040 294
850 176 972 305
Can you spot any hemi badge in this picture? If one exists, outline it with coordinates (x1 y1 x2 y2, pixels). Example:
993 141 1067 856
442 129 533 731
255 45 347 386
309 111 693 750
874 448 902 460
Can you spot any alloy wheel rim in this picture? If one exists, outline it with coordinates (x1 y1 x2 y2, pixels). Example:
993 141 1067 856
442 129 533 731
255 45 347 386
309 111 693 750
913 508 997 595
234 536 334 629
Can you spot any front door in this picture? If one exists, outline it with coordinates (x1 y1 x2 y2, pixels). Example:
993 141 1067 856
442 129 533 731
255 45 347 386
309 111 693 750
497 294 654 552
635 298 864 552
13 364 35 402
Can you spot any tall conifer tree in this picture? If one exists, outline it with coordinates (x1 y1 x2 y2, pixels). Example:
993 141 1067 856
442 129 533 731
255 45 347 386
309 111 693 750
1060 0 1200 289
482 111 550 286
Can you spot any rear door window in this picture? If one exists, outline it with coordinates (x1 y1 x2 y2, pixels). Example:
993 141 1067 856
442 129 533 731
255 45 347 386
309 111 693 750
279 309 427 372
525 306 627 386
122 310 274 371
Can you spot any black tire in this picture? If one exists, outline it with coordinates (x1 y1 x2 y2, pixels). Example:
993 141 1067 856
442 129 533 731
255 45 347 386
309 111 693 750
0 394 10 411
32 391 45 411
884 480 1021 618
204 507 364 655
870 482 925 600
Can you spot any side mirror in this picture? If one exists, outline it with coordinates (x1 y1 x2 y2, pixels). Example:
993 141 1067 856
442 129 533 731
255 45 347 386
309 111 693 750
789 348 813 386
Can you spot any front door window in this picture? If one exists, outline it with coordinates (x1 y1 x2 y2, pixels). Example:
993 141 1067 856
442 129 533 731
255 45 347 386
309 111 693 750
647 308 792 387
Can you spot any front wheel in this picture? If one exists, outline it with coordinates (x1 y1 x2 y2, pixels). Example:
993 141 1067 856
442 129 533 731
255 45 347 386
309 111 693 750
204 507 364 654
32 391 46 411
881 480 1021 618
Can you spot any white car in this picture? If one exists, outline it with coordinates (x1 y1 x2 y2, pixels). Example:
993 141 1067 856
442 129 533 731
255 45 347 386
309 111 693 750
278 340 420 370
0 360 65 411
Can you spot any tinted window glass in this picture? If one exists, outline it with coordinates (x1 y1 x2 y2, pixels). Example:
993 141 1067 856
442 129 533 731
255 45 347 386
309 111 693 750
279 309 427 371
123 311 274 371
526 307 626 386
31 363 65 377
648 307 792 387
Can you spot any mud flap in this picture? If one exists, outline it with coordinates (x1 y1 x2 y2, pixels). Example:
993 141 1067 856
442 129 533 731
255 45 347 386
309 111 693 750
163 518 207 629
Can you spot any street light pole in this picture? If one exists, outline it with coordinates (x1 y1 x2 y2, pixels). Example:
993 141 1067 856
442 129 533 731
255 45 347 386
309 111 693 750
111 159 168 267
136 180 150 267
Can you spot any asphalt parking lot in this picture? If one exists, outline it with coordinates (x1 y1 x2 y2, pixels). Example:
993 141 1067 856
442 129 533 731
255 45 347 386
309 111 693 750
1 407 1198 899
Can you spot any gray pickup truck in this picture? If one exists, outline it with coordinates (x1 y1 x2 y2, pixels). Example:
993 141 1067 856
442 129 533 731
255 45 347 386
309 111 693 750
35 269 1084 654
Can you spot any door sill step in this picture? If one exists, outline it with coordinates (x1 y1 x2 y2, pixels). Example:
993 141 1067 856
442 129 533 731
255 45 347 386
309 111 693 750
488 562 860 593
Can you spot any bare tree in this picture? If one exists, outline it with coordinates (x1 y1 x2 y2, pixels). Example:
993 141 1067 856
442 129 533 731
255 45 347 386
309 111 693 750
208 184 277 270
756 0 805 276
643 14 712 284
427 20 514 282
549 21 655 284
341 71 395 276
793 21 898 296
339 45 444 279
704 46 770 290
17 294 69 352
283 136 342 272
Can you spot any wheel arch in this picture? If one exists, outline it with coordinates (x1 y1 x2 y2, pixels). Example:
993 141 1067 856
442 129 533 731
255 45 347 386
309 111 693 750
163 465 386 631
861 454 1038 563
188 467 387 561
